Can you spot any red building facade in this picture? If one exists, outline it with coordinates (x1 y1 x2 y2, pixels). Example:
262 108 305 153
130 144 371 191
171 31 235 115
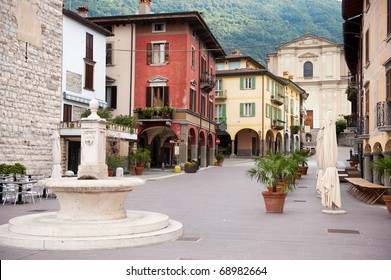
91 11 225 167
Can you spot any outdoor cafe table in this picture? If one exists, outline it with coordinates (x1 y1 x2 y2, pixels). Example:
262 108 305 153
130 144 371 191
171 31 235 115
0 180 38 204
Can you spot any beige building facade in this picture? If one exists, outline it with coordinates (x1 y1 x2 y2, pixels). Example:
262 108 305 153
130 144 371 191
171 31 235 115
343 0 391 185
266 33 351 144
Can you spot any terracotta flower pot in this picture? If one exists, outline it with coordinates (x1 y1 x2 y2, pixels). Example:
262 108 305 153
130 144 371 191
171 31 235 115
261 191 287 213
134 166 144 176
298 165 308 175
383 195 391 217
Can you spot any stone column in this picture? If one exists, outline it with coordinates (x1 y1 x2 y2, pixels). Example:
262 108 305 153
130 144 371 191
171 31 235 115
372 152 382 185
200 145 207 167
363 153 373 182
230 140 236 158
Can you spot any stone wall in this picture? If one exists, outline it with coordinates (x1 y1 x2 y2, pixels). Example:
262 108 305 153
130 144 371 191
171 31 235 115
0 0 63 176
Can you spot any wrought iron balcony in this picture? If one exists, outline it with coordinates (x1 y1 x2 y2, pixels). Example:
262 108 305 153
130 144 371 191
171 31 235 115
271 119 285 130
200 72 216 93
377 101 391 131
135 107 174 126
271 94 284 106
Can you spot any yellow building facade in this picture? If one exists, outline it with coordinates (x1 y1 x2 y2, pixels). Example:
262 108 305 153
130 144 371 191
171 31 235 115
215 53 307 157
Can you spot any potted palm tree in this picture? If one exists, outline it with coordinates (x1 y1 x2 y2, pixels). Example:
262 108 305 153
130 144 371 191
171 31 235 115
129 148 151 176
246 152 296 213
292 149 311 175
371 155 391 217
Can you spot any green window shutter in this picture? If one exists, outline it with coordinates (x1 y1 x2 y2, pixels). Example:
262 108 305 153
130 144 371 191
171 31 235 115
267 78 270 90
252 77 256 89
272 81 275 95
251 102 256 116
240 77 244 90
266 104 270 117
222 104 226 119
240 103 244 117
278 108 282 120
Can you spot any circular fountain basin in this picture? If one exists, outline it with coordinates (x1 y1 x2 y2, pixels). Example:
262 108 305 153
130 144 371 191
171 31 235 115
37 177 145 221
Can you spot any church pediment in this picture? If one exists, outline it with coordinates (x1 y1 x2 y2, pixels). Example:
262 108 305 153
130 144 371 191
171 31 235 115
298 52 319 59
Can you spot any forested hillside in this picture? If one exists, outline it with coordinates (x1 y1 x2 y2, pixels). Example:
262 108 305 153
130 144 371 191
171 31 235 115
63 0 344 63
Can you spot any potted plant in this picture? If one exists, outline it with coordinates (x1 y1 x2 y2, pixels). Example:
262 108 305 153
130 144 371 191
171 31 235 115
106 154 124 177
184 161 197 173
370 155 391 217
246 152 296 213
129 148 151 176
292 149 311 175
216 154 225 166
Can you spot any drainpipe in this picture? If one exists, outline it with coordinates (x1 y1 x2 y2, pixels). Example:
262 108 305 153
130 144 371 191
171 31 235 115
198 39 202 167
261 74 265 157
129 22 135 116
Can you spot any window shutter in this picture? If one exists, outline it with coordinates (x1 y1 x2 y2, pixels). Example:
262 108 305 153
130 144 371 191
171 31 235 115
240 77 244 90
147 43 152 65
163 87 169 106
164 43 170 63
112 86 117 109
252 77 256 89
252 102 256 116
240 103 244 117
222 104 226 119
146 87 152 107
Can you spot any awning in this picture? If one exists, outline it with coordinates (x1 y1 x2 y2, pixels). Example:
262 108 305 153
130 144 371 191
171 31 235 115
343 15 361 75
342 0 363 20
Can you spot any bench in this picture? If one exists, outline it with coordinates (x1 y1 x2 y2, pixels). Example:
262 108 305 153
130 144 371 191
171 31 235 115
345 177 391 205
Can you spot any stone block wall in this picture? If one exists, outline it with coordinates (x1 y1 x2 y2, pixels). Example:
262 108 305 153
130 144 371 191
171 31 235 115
0 0 63 176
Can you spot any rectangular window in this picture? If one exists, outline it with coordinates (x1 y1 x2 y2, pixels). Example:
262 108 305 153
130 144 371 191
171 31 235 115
365 29 370 66
86 33 93 60
215 104 226 123
147 42 169 65
208 100 213 119
106 86 117 109
63 104 72 122
106 43 113 65
191 46 196 69
240 103 255 117
387 67 391 102
190 89 196 111
201 95 206 116
365 86 370 115
240 77 255 90
85 63 94 90
146 86 169 107
152 23 166 33
266 104 271 118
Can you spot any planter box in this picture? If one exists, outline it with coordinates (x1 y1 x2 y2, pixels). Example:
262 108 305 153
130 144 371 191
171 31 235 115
184 165 197 173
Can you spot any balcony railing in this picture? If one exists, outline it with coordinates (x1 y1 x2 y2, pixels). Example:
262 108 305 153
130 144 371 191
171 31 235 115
215 90 227 99
200 72 216 93
135 107 174 124
271 119 285 130
59 121 137 140
271 94 284 106
215 116 226 123
377 101 391 131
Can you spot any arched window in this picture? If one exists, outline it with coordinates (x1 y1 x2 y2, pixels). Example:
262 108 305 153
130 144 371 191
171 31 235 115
303 61 313 77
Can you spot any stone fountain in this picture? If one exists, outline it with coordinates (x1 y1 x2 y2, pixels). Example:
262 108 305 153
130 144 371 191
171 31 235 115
0 99 182 250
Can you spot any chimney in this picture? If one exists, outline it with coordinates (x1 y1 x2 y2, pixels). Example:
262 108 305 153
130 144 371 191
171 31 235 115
139 0 152 14
231 49 240 55
288 75 294 80
283 71 289 79
77 5 89 17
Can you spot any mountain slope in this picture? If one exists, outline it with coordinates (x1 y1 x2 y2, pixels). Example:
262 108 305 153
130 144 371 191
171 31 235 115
63 0 344 62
